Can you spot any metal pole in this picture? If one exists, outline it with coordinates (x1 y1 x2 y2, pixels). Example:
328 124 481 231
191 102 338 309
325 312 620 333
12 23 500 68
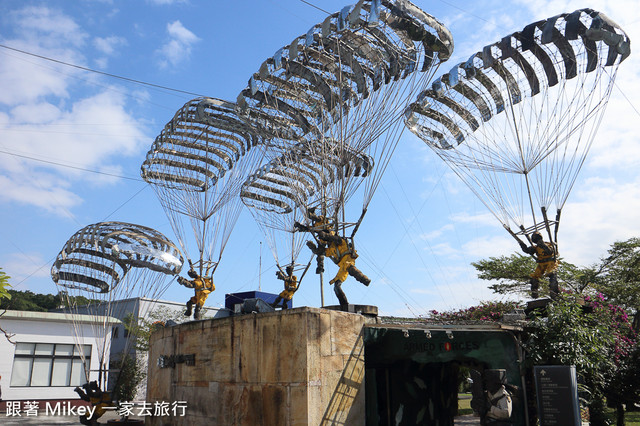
320 272 325 307
258 242 262 291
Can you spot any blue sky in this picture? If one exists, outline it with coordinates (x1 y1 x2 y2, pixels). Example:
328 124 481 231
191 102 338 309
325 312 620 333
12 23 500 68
1 0 639 317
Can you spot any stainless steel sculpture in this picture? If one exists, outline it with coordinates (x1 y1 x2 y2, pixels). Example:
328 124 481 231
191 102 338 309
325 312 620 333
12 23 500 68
51 221 183 394
141 97 266 278
404 8 630 252
238 0 454 280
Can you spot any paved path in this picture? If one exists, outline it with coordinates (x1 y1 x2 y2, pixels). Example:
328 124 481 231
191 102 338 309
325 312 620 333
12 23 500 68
5 410 481 425
455 414 482 425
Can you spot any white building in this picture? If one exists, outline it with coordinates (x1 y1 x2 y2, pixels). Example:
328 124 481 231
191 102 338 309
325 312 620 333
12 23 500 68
62 297 229 399
0 298 229 407
0 310 118 404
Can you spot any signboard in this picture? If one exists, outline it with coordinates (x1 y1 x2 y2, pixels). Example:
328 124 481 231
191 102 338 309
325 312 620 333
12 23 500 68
534 365 581 426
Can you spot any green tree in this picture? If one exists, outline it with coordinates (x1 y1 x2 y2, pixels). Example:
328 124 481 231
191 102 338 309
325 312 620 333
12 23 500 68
593 237 640 329
472 254 596 298
0 267 11 302
124 306 187 352
585 293 640 426
0 290 63 311
472 240 640 426
525 295 616 425
0 268 14 342
115 306 187 402
472 253 536 296
110 354 145 403
0 289 98 312
429 294 638 424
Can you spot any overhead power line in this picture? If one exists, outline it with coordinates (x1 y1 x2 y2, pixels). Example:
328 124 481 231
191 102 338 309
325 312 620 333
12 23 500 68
298 0 331 14
0 43 207 98
0 149 144 182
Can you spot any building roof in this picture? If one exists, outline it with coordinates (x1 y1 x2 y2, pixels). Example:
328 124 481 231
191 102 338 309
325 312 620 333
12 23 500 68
378 316 524 331
0 309 120 325
83 296 220 310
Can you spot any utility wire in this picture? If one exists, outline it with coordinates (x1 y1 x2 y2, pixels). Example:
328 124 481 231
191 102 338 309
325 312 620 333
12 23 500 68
0 149 144 182
298 0 331 14
614 80 640 118
0 43 207 98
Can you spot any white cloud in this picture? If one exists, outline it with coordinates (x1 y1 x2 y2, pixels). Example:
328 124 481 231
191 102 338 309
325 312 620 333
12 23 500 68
9 102 61 123
0 173 82 216
559 175 640 265
0 97 147 214
0 42 75 105
0 7 150 215
419 224 454 240
462 234 514 259
2 251 52 288
5 90 146 160
93 35 127 56
424 241 460 258
92 35 127 68
157 20 200 69
10 6 87 47
0 6 92 106
450 210 499 228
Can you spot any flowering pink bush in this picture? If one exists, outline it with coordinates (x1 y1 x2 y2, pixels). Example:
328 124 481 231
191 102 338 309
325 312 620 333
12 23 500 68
584 293 637 365
427 300 522 322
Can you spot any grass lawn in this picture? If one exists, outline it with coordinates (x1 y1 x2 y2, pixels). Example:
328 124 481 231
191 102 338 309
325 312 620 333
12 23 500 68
458 393 474 416
606 408 640 425
459 394 640 424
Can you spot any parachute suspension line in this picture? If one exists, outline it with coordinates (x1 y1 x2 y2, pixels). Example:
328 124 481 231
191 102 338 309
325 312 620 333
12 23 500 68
507 86 538 228
362 113 404 210
198 199 207 278
298 252 315 283
543 78 579 212
557 70 616 210
503 224 529 249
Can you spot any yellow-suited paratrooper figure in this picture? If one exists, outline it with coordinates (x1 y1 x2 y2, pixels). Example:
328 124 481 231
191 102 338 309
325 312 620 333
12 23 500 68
178 268 215 320
519 231 559 298
74 381 112 426
272 265 299 309
295 209 370 306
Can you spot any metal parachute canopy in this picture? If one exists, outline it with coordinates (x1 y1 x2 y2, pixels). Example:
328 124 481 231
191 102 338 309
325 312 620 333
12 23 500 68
51 221 183 392
140 97 266 280
404 8 630 252
241 141 373 275
237 0 454 282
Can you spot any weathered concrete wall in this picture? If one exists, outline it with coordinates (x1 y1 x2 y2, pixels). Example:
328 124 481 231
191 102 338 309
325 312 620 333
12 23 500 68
146 307 374 425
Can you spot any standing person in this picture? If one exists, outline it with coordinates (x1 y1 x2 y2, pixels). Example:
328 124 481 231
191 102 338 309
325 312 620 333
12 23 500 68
519 231 559 298
482 370 513 425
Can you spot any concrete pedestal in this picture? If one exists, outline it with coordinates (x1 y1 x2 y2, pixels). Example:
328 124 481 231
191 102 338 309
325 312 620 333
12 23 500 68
146 307 376 425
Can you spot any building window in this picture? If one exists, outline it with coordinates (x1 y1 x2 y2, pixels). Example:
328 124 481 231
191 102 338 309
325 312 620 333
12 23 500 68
112 327 119 339
10 343 91 387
